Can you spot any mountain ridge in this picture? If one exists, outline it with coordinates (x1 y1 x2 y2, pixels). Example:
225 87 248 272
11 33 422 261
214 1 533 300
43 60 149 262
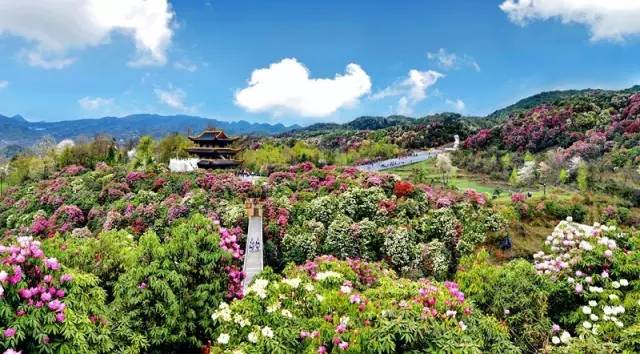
0 113 301 149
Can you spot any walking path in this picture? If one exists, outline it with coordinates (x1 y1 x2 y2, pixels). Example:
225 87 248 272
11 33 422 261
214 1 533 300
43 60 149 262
242 205 264 291
357 135 459 172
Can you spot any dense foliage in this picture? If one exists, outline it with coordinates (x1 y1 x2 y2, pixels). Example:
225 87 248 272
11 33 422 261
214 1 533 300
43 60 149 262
260 163 502 278
458 92 640 207
210 256 518 354
0 134 638 353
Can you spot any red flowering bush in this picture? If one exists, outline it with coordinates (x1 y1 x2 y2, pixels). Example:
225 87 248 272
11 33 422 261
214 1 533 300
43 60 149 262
463 189 487 206
60 165 87 176
49 204 85 233
463 128 495 150
393 180 414 197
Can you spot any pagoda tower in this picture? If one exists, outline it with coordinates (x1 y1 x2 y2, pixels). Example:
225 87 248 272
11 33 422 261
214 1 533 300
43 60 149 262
186 128 242 169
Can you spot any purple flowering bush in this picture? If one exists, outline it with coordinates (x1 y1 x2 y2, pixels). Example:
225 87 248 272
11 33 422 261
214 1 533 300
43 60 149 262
0 237 114 353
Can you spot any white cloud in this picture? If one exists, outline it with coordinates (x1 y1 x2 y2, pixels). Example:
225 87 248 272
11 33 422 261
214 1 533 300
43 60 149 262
174 60 198 72
372 69 443 115
154 86 195 113
235 58 372 118
23 51 76 70
427 48 480 72
500 0 640 41
0 80 8 89
0 0 174 69
79 96 114 111
446 98 466 112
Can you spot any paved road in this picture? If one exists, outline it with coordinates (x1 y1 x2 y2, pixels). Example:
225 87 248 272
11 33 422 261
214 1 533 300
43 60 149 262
356 150 441 172
356 135 459 172
242 215 264 291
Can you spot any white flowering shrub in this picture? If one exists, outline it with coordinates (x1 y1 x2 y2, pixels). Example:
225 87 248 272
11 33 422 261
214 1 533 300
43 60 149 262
282 221 324 264
218 200 246 228
353 218 380 261
338 187 385 221
323 214 358 259
382 226 420 274
307 195 340 225
533 218 640 352
422 239 450 279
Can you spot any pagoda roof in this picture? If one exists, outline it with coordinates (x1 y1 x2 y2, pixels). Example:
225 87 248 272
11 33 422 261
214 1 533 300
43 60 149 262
188 128 238 142
186 147 241 154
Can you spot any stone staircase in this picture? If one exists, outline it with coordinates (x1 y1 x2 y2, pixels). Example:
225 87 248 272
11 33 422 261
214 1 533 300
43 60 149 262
242 199 264 291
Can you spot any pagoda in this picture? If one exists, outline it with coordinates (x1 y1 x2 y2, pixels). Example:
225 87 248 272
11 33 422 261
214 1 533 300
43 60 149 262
186 128 242 169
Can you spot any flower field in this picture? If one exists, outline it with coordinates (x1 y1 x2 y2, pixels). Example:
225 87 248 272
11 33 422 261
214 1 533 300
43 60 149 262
0 161 638 353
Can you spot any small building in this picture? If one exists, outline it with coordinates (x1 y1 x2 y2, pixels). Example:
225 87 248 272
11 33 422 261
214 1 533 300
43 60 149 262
186 128 242 169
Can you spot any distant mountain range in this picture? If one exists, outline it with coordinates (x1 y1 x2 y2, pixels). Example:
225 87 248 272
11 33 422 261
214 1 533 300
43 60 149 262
0 113 301 150
3 85 640 156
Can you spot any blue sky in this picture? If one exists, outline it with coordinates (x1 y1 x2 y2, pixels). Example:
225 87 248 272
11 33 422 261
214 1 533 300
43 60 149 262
1 0 640 126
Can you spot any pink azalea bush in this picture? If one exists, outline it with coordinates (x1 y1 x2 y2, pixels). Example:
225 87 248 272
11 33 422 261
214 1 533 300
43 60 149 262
0 237 113 353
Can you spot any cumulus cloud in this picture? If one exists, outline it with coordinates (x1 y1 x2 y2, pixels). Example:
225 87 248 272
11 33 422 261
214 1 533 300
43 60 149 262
427 48 480 72
372 69 443 115
0 0 174 69
78 96 114 111
154 86 195 113
446 98 466 112
235 58 372 118
500 0 640 41
0 80 8 89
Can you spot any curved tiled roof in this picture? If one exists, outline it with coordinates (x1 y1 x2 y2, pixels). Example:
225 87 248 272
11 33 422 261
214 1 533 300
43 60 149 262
188 128 237 141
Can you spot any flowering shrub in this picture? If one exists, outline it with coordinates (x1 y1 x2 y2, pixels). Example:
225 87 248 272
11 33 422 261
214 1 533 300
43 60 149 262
0 237 114 353
260 165 500 277
49 204 85 233
210 257 517 353
112 214 243 352
463 128 495 150
392 180 414 198
501 106 570 152
511 192 526 204
531 219 640 352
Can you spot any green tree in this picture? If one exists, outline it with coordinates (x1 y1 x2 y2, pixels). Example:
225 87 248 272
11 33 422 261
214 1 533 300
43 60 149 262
112 214 234 353
156 133 193 163
558 168 569 184
576 162 589 192
508 167 519 187
457 251 552 353
134 136 155 168
0 157 13 195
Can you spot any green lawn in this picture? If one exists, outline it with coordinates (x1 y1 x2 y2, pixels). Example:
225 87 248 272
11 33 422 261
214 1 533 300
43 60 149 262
386 158 503 194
